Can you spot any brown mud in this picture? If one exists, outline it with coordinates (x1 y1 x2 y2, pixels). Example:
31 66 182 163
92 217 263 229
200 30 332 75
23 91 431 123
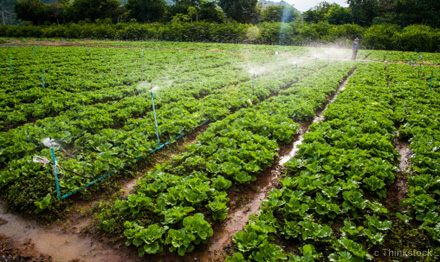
0 123 210 262
383 135 411 212
0 234 52 262
0 201 129 262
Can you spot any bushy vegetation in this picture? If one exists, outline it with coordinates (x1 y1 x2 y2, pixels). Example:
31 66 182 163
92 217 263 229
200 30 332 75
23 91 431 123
2 22 440 51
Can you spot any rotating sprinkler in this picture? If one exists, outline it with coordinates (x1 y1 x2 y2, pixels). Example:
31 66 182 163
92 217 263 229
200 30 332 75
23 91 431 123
34 138 85 200
42 138 61 199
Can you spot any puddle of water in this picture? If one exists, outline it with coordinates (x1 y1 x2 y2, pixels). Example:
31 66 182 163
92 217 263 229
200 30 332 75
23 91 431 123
396 140 410 172
392 138 410 203
279 74 352 166
0 201 128 262
193 167 281 261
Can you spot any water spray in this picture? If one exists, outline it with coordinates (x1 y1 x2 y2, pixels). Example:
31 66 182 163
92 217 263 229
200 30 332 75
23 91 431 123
150 87 161 146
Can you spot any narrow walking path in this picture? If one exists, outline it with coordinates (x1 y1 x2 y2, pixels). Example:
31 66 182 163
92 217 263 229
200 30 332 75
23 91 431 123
190 69 356 262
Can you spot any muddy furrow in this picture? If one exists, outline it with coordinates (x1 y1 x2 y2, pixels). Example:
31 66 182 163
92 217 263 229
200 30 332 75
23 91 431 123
383 131 411 212
0 63 338 262
0 201 129 262
0 122 213 262
191 68 357 262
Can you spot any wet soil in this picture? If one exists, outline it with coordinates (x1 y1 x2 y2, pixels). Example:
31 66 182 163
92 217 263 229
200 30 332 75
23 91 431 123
186 67 357 262
0 59 359 262
0 122 210 262
0 234 52 262
0 201 129 262
120 122 210 197
383 136 411 212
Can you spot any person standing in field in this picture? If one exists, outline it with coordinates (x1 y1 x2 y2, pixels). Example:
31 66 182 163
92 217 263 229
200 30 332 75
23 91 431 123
352 38 360 60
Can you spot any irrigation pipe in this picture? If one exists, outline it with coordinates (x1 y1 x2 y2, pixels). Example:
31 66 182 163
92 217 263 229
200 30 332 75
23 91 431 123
60 119 210 199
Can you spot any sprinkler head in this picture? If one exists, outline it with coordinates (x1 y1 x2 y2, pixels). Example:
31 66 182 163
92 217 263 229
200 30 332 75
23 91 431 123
42 137 59 148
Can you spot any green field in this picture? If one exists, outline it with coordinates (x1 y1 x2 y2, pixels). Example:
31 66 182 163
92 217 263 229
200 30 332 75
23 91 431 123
1 40 439 261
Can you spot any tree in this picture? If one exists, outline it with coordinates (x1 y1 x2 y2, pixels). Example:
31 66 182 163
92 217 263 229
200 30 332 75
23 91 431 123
348 0 379 26
260 4 299 23
324 5 352 25
198 0 224 23
303 1 336 23
174 0 201 7
47 0 70 25
126 0 166 23
14 0 47 25
393 0 440 28
218 0 258 23
1 0 17 25
68 0 125 23
187 6 197 22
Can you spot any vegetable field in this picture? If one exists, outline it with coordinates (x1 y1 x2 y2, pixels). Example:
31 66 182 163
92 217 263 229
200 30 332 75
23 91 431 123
0 40 439 261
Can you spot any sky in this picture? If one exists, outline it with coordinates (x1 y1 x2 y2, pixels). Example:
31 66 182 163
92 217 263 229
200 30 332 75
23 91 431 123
272 0 349 12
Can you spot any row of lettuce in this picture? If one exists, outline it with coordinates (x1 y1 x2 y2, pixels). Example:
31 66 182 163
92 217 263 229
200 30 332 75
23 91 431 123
358 49 440 65
4 37 440 66
0 49 324 215
390 64 440 246
227 62 440 261
0 46 243 129
96 61 356 257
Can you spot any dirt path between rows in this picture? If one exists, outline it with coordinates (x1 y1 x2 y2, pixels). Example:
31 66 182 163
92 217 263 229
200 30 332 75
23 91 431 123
0 64 356 262
184 68 356 262
0 124 210 262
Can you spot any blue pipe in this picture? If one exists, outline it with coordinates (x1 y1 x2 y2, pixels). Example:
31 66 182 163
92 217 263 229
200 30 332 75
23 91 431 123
41 72 45 88
51 147 61 199
60 119 210 199
9 57 13 71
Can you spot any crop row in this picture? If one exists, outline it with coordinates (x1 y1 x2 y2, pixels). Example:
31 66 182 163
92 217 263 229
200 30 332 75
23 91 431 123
0 53 313 169
6 38 440 65
389 64 440 247
359 49 440 65
96 61 356 257
0 54 327 215
0 46 243 127
228 62 402 261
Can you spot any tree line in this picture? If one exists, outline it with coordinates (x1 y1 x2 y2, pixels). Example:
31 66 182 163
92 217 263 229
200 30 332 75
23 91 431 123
7 0 440 28
1 21 439 52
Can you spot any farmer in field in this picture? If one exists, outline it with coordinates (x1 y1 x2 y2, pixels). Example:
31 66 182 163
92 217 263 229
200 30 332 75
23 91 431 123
352 38 360 60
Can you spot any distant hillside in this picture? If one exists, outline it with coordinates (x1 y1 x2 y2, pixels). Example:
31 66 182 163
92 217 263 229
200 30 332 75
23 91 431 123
120 0 175 4
259 0 292 7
